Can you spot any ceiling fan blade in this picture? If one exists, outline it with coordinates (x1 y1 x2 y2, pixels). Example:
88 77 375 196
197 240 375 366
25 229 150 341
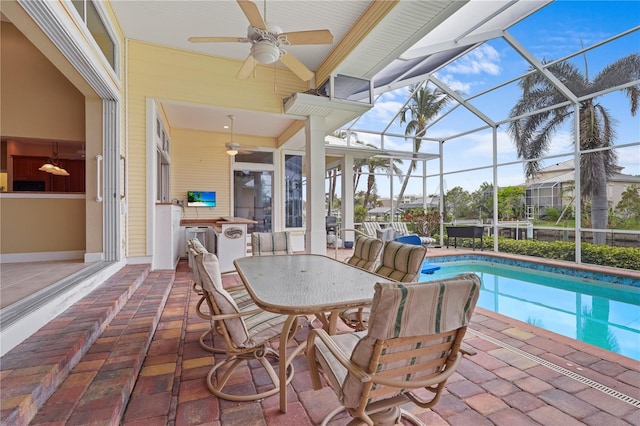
236 55 256 79
237 0 266 30
188 36 248 43
283 30 334 45
279 52 314 81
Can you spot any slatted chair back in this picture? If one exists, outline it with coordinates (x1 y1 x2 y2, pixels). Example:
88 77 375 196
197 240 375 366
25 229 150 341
389 221 410 236
251 231 293 256
361 222 382 237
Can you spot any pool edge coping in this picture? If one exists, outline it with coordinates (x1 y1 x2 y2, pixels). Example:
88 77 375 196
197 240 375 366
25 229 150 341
424 251 640 287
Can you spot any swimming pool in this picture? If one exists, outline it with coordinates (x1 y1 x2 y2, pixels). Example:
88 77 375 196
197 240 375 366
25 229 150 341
419 257 640 360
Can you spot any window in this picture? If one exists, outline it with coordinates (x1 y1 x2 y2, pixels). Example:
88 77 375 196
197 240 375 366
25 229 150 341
155 118 170 202
234 170 273 233
285 155 304 228
71 0 116 70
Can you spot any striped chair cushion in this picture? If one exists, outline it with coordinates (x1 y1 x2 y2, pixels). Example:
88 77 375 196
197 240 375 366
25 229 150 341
341 275 481 408
251 231 293 255
189 238 207 254
345 235 383 272
196 252 286 348
374 240 426 282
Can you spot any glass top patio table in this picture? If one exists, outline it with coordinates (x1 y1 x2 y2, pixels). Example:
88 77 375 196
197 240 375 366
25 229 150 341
233 253 393 413
234 253 393 315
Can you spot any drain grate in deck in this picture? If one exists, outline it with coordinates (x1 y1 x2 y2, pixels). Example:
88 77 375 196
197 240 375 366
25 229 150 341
467 328 640 408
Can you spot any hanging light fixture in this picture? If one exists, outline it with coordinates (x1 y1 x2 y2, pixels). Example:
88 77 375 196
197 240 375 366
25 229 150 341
39 142 70 176
225 115 239 156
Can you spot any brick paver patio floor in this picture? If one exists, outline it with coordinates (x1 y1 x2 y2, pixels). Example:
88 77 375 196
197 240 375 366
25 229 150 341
119 253 640 425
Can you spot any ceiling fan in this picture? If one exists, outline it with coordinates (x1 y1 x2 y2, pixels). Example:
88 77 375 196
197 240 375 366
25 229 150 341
224 115 255 156
188 0 333 81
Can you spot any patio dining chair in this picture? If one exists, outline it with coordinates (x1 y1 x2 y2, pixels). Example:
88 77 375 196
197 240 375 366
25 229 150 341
344 235 384 272
195 251 300 401
340 240 427 331
307 274 481 426
251 231 293 256
190 243 253 353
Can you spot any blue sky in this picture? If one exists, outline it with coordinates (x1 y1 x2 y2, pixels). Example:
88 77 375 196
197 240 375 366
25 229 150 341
344 1 640 198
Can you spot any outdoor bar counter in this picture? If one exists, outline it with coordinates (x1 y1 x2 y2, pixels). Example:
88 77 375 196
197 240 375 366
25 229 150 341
181 217 256 272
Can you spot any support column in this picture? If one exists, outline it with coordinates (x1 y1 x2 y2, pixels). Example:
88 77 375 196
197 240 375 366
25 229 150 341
341 154 355 244
305 116 327 254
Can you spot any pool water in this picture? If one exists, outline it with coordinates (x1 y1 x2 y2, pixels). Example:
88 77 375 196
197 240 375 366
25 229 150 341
419 261 640 360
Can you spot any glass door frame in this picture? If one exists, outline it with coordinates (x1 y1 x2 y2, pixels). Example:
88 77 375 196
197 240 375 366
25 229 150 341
232 153 278 233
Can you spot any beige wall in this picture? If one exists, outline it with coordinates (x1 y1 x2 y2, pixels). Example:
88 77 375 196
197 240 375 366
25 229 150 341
0 20 90 256
0 23 85 142
126 40 307 256
0 196 86 253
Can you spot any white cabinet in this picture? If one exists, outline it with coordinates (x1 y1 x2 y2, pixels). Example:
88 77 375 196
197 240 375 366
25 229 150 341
155 204 181 269
213 222 249 272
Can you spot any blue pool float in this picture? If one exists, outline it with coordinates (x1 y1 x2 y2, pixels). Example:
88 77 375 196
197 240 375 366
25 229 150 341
421 264 441 274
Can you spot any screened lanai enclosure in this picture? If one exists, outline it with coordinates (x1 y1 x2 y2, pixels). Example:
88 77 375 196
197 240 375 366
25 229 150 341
323 1 639 265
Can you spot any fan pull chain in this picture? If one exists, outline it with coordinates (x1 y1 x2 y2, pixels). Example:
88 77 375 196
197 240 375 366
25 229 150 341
273 62 278 93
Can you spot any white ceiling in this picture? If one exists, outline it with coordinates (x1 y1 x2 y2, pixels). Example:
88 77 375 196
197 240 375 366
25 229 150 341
110 1 370 72
110 0 372 141
109 1 550 144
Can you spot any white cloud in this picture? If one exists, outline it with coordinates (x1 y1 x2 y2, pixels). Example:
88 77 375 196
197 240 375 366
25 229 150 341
445 44 502 76
369 100 404 122
437 74 471 94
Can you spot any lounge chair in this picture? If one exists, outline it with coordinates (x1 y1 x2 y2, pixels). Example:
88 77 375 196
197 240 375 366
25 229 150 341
361 221 383 237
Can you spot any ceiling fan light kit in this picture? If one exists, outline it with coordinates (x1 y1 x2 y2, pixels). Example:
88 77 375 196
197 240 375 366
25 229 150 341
226 143 239 156
251 40 281 64
225 115 239 156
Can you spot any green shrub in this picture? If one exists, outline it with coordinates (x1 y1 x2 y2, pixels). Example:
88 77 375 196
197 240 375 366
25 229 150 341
544 207 560 221
453 236 640 270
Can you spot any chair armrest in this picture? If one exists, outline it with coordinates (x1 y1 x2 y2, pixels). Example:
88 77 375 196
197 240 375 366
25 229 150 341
307 328 371 383
209 307 265 321
224 284 247 293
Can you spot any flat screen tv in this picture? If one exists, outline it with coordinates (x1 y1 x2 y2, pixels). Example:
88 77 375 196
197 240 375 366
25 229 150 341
187 191 216 207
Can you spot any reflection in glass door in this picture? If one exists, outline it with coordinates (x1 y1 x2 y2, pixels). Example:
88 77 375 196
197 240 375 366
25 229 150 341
234 170 273 233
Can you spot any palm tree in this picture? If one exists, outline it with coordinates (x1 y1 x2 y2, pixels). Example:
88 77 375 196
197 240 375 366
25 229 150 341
398 85 452 202
508 53 640 244
361 153 403 210
326 166 340 216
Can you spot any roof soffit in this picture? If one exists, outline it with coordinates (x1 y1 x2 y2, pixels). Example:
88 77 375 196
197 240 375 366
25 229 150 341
324 1 467 82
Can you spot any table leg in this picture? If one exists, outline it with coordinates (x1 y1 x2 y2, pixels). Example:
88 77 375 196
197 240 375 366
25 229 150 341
326 309 340 335
278 314 300 413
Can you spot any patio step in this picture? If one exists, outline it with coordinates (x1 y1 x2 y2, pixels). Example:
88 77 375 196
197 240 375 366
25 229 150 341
0 264 158 426
28 269 174 426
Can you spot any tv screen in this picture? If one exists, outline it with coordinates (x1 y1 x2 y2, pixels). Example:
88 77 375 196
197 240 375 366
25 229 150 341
187 191 216 207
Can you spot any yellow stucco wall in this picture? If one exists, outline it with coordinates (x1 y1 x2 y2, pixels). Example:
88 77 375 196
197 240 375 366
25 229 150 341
126 40 307 256
170 128 275 219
